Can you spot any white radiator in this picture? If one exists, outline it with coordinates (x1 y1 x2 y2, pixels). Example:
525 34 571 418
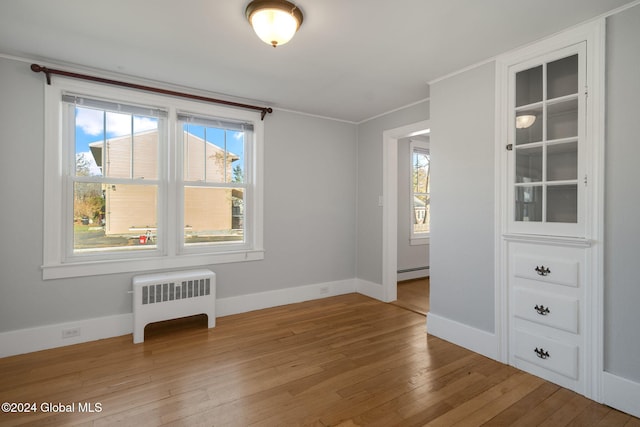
132 269 216 343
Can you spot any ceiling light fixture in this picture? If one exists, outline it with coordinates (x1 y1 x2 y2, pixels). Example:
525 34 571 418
245 0 303 48
515 114 536 129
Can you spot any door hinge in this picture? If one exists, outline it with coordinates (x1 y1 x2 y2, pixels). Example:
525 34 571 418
584 174 588 186
506 144 513 151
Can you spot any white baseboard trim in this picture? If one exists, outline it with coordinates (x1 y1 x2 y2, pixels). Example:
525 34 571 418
603 371 640 418
355 278 385 301
426 312 499 361
0 313 133 358
0 278 358 358
215 278 357 317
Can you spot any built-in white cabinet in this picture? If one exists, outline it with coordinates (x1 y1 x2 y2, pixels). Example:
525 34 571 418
499 22 603 399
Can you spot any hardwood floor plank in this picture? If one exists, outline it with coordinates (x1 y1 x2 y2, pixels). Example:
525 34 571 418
538 391 596 426
480 381 561 426
598 410 633 426
449 375 546 426
425 372 535 426
566 400 616 426
394 277 430 315
504 386 577 426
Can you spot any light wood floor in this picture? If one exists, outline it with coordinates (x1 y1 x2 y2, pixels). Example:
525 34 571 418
1 294 637 426
393 277 429 315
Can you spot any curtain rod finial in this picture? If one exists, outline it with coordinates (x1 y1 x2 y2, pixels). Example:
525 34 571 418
261 107 273 120
31 63 52 84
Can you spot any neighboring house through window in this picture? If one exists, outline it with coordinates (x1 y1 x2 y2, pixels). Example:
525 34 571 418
42 78 264 279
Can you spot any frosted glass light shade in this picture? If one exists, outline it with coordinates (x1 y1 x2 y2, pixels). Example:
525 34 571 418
246 0 303 48
516 114 536 129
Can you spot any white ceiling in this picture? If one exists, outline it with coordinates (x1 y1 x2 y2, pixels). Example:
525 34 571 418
0 0 635 122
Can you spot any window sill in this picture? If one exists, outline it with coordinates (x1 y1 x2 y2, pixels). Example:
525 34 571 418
410 237 430 246
42 250 265 280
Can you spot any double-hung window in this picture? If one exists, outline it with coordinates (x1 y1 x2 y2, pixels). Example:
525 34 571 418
410 140 430 244
43 78 264 279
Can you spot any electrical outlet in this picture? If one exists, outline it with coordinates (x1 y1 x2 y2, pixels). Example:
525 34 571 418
319 286 329 295
62 327 81 339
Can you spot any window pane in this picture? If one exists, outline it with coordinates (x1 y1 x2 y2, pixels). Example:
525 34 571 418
74 107 159 179
132 116 159 180
184 187 244 245
515 186 543 222
516 65 542 107
413 151 430 194
228 131 245 184
104 111 132 178
184 126 205 181
547 142 578 181
547 184 577 223
547 54 578 100
74 183 158 252
75 107 104 177
183 124 245 184
515 106 543 145
413 194 430 234
515 146 543 183
547 99 578 141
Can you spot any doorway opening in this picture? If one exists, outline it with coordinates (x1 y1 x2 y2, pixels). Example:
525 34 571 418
381 120 430 318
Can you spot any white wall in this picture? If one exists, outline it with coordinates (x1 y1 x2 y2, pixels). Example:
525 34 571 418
397 137 429 280
0 56 357 334
604 4 640 383
429 61 496 334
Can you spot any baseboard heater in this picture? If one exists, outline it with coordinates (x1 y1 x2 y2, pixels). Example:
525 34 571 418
397 266 429 274
132 269 216 343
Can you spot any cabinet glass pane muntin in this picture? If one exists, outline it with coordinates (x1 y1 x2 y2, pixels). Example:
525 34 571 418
547 141 578 181
515 186 543 222
546 184 577 223
547 54 579 100
515 65 543 107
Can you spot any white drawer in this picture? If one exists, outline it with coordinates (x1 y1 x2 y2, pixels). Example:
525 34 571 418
513 287 579 333
513 330 578 380
514 254 579 287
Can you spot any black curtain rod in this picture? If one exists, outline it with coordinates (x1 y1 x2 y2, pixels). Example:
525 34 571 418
30 64 273 120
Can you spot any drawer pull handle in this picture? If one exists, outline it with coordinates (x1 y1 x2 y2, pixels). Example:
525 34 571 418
534 305 550 315
534 347 550 359
535 266 551 276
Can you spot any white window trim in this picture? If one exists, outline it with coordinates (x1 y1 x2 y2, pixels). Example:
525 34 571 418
409 139 430 246
42 77 264 280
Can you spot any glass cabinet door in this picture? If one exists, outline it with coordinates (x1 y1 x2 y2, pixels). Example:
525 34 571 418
510 44 585 235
